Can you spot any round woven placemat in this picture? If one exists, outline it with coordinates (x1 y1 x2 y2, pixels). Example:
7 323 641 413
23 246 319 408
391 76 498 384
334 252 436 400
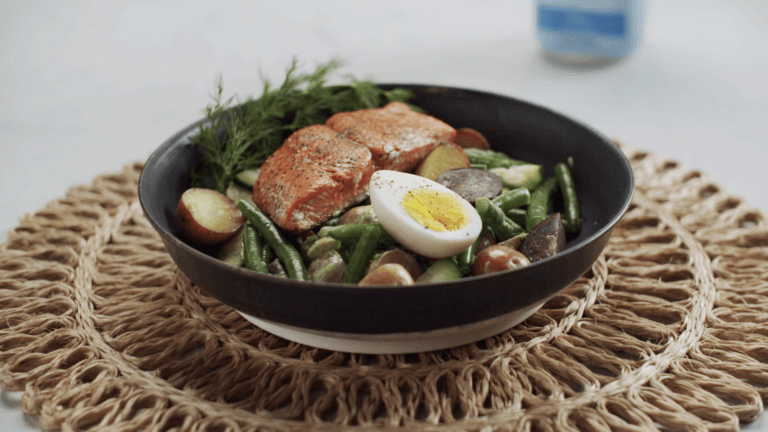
2 143 767 432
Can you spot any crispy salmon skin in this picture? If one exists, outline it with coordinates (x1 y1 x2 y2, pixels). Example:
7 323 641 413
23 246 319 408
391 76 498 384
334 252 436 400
253 125 375 233
326 101 456 172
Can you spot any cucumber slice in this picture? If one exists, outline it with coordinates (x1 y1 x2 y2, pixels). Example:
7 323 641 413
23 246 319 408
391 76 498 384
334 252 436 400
490 165 544 191
416 258 462 283
226 182 254 204
217 227 245 266
234 169 260 188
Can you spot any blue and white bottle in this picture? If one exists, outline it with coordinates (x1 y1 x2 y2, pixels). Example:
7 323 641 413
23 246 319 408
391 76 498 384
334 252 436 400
536 0 644 63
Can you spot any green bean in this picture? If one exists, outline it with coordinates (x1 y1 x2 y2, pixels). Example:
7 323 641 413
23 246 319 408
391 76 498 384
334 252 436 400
504 208 527 226
236 200 309 281
242 224 268 274
262 243 274 264
525 176 559 231
555 163 580 233
319 223 395 244
339 247 352 264
490 187 531 212
456 226 489 276
475 198 525 240
342 225 381 284
463 148 527 169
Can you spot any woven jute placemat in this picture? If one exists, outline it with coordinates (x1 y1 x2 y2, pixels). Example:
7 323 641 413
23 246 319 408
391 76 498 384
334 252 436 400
1 143 767 432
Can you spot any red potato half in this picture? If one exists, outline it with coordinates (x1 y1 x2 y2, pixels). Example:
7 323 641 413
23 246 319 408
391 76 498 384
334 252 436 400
472 245 531 276
177 188 246 245
452 128 491 150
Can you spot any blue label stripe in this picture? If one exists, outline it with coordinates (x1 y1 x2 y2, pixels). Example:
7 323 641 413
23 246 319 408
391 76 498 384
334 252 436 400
539 7 627 37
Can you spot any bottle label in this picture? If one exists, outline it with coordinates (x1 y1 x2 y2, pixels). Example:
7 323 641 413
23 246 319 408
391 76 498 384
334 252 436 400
538 7 627 38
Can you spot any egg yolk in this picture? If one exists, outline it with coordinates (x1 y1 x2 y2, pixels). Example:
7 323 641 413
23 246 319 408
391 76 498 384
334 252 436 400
400 188 469 232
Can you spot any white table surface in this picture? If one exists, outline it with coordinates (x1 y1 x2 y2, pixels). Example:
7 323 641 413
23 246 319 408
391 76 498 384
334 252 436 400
2 1 767 430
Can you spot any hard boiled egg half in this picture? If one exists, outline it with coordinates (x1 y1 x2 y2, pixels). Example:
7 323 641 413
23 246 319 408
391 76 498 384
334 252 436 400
369 170 482 259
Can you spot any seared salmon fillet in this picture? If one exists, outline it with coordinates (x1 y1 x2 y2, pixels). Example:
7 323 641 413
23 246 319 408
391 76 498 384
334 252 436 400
253 125 375 233
326 101 457 172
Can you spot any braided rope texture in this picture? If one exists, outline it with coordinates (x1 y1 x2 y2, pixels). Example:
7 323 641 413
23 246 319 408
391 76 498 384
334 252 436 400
1 144 767 432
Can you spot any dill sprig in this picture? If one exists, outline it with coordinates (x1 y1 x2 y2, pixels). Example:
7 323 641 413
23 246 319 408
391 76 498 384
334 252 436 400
192 58 419 193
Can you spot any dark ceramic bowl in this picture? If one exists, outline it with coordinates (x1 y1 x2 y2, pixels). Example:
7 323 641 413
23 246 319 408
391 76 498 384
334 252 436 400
138 84 633 338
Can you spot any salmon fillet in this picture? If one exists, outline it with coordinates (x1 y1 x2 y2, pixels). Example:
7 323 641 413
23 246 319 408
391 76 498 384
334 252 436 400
326 101 457 172
253 125 375 233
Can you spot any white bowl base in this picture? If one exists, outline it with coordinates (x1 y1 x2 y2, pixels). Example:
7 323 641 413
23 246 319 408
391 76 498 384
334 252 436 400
237 301 543 354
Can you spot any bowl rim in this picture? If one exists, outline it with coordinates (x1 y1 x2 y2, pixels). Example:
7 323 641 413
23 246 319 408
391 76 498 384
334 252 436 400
138 83 634 296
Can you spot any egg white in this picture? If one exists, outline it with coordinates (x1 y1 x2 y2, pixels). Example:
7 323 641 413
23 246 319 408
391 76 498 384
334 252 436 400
369 170 483 259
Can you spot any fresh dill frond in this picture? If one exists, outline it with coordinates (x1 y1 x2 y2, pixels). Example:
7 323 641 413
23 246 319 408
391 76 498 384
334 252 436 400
191 58 418 193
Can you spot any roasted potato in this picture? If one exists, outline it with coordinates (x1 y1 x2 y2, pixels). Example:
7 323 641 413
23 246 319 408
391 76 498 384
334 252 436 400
308 251 346 283
359 263 415 286
436 167 504 204
177 188 245 245
414 142 471 181
339 205 379 225
472 245 531 276
452 127 491 150
519 213 566 263
366 249 423 280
